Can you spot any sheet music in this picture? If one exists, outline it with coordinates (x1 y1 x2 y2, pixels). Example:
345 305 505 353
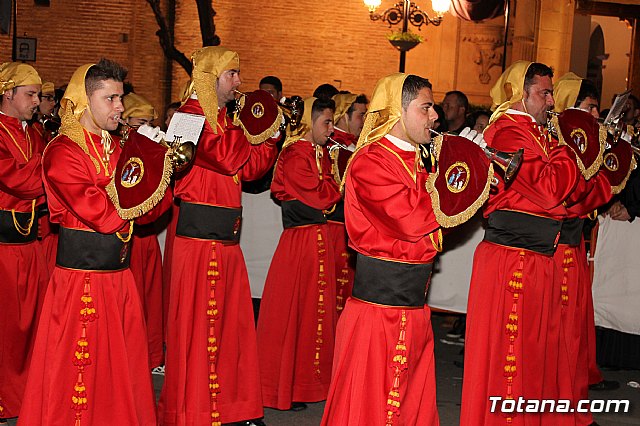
604 90 631 125
165 112 206 145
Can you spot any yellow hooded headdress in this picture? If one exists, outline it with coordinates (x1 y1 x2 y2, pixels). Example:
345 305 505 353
0 62 42 94
332 93 358 127
186 46 240 134
58 63 112 174
41 81 55 96
122 93 158 120
489 60 533 124
553 72 583 113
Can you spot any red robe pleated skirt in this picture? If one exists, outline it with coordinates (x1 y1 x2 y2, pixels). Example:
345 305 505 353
257 224 337 410
0 243 48 419
326 221 354 317
162 201 179 344
461 241 564 426
555 242 593 425
130 230 164 369
18 267 157 426
38 215 58 276
321 297 440 426
159 237 263 425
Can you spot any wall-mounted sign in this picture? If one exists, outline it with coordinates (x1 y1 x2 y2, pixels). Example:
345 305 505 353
14 37 37 62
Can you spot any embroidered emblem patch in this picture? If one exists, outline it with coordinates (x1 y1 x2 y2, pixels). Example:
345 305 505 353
445 161 470 193
570 128 588 154
604 152 619 172
251 102 265 119
120 157 144 188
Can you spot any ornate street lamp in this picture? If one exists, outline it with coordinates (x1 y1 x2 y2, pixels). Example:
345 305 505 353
364 0 450 72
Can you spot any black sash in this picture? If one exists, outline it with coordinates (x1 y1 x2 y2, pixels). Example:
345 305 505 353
559 218 584 246
0 209 39 244
281 200 326 229
326 200 345 223
176 202 242 242
483 210 562 256
56 227 131 270
352 254 433 307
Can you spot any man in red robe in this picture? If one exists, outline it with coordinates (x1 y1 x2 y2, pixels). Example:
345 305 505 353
326 93 367 315
159 46 278 426
121 92 165 372
20 59 170 425
552 73 615 426
257 97 341 412
321 74 441 425
0 62 48 424
461 61 582 425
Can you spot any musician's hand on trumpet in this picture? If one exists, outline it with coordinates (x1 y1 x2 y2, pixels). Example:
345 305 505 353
137 123 166 144
458 127 486 149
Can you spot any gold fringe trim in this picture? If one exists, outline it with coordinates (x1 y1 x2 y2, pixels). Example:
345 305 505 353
385 309 408 425
552 114 604 181
425 135 493 227
504 251 524 424
72 275 98 425
233 96 284 145
207 242 222 426
336 250 352 314
314 226 328 377
611 154 636 195
561 248 574 306
106 153 173 220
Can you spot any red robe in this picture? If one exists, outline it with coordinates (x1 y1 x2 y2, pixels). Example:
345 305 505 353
161 196 179 344
327 128 357 315
257 139 341 410
0 114 48 419
19 130 170 426
159 100 277 425
321 137 441 426
130 225 164 369
461 112 581 426
554 171 612 425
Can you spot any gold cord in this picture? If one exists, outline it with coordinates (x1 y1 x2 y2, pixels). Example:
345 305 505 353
11 199 36 236
116 220 134 243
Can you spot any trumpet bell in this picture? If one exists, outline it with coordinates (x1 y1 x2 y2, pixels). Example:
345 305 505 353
170 141 195 172
484 146 524 184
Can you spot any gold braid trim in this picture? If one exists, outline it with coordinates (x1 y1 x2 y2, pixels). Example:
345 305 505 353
105 153 173 220
425 135 493 228
552 114 604 181
611 154 636 195
329 146 342 186
59 102 101 174
233 96 284 145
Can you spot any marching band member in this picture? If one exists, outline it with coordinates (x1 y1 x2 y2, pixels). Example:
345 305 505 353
121 92 166 372
0 62 48 424
461 61 581 425
20 59 171 425
257 97 341 412
321 74 441 425
159 46 278 426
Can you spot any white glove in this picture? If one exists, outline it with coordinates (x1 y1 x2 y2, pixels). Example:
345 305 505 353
459 126 487 149
137 124 165 143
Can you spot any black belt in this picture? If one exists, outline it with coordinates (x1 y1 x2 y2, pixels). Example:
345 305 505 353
281 200 326 229
326 200 345 223
484 210 562 256
558 217 584 246
56 227 131 271
176 202 242 242
352 254 433 307
0 209 39 244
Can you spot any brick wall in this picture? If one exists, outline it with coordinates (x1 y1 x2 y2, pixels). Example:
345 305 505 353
0 0 170 122
1 0 550 118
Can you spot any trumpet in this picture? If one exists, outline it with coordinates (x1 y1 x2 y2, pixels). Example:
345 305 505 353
116 117 195 172
326 136 351 154
429 129 524 185
233 89 304 131
42 115 61 135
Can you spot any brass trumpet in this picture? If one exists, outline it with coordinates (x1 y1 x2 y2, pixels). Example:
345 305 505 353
233 89 304 131
116 117 195 172
42 115 61 136
429 129 524 185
